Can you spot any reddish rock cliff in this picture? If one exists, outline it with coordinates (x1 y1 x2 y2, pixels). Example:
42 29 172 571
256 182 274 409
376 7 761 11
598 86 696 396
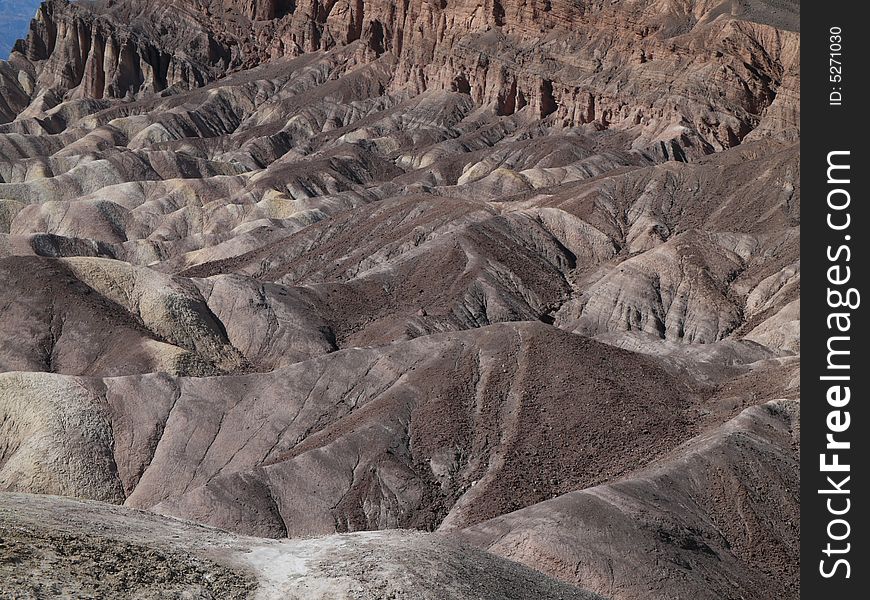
4 0 798 157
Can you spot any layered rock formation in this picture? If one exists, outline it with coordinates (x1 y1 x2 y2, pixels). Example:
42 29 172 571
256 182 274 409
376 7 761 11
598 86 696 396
0 1 799 598
2 0 799 152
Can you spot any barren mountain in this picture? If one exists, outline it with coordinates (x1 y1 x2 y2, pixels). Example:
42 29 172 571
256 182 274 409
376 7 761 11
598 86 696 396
461 399 800 600
0 0 799 599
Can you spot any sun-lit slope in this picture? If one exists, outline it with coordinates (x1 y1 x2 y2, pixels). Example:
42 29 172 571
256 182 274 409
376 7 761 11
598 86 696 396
1 491 604 600
0 1 799 599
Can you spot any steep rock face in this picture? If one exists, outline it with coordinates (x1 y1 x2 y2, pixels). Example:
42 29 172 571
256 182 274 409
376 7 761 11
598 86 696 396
2 0 799 159
0 1 801 599
0 1 800 359
251 0 800 157
4 0 237 114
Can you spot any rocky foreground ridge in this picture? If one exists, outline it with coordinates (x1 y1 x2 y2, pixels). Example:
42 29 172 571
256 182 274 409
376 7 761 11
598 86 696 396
0 1 799 599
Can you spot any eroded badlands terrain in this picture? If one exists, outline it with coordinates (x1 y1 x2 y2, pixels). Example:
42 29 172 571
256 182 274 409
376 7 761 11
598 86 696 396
0 0 799 598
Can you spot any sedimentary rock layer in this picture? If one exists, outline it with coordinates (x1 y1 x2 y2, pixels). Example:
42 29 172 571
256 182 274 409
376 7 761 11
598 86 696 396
0 1 800 599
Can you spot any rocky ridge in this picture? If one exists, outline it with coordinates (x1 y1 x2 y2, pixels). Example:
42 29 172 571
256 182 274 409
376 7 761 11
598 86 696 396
0 1 800 599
